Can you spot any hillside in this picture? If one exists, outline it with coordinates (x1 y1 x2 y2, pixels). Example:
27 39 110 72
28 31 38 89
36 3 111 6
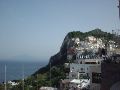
33 28 114 75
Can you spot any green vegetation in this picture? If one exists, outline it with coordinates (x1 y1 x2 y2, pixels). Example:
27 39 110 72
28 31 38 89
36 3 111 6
68 28 113 41
0 65 66 90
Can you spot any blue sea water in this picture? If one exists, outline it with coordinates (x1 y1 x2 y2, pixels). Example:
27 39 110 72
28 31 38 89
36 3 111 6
0 60 48 83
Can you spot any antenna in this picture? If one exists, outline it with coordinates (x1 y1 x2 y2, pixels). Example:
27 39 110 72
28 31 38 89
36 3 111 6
22 64 24 90
4 65 6 90
37 74 39 90
50 62 51 87
118 0 120 19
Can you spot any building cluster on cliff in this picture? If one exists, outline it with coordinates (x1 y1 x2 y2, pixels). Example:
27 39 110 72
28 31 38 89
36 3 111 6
60 36 120 90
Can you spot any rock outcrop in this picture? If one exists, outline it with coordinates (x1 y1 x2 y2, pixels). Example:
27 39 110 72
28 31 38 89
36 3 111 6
33 29 119 75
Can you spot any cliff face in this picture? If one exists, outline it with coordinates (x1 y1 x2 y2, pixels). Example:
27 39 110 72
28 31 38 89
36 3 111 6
33 33 75 74
33 29 118 75
49 34 77 66
49 35 68 66
47 32 83 67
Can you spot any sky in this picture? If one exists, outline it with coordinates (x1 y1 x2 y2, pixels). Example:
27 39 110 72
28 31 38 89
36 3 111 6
0 0 120 61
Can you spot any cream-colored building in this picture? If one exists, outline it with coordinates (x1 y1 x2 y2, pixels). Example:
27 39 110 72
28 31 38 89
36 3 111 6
69 58 102 79
69 55 103 90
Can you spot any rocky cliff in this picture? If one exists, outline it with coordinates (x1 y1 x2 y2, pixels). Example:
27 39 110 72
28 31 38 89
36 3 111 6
33 28 119 75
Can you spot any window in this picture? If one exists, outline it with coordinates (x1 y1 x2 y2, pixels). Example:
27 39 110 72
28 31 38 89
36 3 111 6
77 56 78 59
98 61 100 64
81 68 83 71
87 68 88 70
85 62 97 64
72 74 76 78
92 72 101 83
87 73 89 76
80 74 83 76
80 61 82 64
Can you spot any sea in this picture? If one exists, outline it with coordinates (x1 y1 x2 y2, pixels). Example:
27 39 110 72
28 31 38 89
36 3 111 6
0 60 48 83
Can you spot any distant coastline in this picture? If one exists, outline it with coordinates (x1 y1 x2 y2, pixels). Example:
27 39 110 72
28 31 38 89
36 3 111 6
0 60 48 83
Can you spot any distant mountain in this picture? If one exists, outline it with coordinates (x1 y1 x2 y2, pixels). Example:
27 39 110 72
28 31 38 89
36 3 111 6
10 54 37 61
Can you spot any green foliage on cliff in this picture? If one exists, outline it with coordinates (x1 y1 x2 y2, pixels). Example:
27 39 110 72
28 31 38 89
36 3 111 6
68 28 113 41
68 31 84 39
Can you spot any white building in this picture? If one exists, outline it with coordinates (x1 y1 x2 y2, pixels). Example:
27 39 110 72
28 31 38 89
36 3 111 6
74 38 80 45
87 36 105 52
88 36 97 43
69 79 90 90
7 81 19 86
69 58 102 79
39 87 57 90
69 55 103 90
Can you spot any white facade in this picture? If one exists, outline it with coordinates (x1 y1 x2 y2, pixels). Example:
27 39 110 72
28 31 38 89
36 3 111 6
69 63 86 79
88 36 97 43
87 36 105 52
69 58 102 79
74 38 80 45
69 58 102 90
8 81 19 86
67 55 73 60
40 87 57 90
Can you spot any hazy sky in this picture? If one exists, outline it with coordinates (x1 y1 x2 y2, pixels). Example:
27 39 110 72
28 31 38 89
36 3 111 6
0 0 120 61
